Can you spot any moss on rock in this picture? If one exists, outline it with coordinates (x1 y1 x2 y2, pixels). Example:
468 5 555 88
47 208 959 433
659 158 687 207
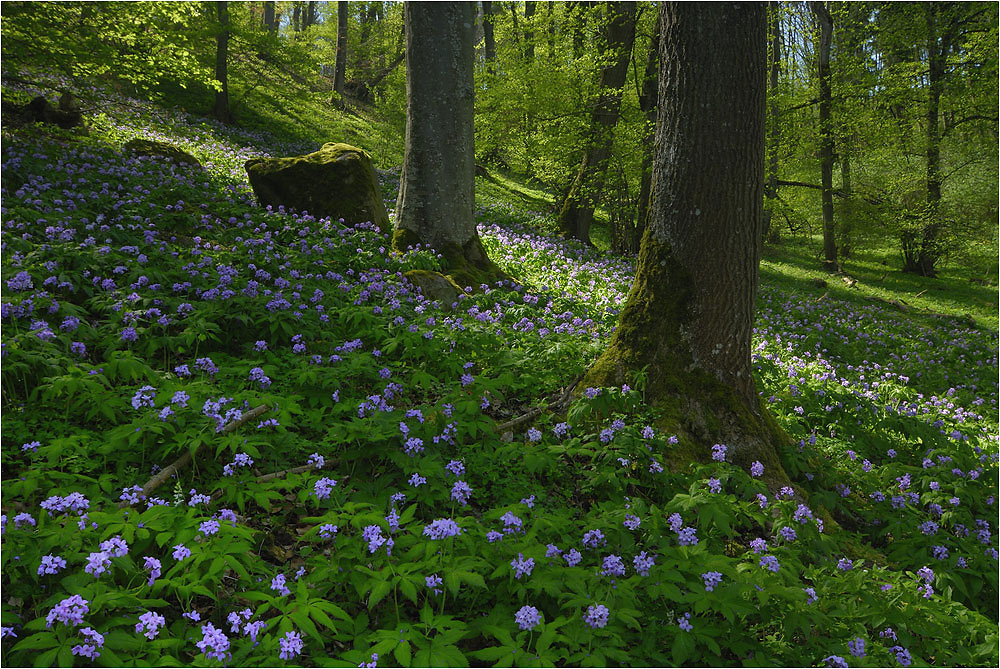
245 143 389 231
124 139 202 169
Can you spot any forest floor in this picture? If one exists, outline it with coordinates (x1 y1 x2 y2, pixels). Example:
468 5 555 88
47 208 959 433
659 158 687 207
1 76 998 667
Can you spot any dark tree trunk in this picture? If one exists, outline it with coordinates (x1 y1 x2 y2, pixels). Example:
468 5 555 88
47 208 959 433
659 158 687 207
293 2 301 32
305 1 318 28
483 1 497 73
763 0 781 243
567 1 585 59
630 16 659 255
524 1 536 61
546 1 556 59
916 3 945 277
264 1 276 34
334 1 348 99
583 2 791 480
394 2 504 288
812 1 837 271
212 1 233 125
557 1 637 245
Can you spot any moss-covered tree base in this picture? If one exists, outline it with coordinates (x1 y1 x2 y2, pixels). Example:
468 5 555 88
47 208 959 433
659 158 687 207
580 231 795 490
392 227 510 290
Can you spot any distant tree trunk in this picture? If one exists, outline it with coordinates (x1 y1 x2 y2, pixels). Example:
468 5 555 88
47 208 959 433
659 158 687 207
334 1 348 100
583 2 791 480
264 1 276 34
546 1 556 59
483 1 497 72
557 1 637 245
910 3 945 277
567 1 586 59
763 0 781 243
629 16 659 255
524 1 536 61
212 1 233 125
292 2 301 32
394 2 505 288
812 1 837 271
305 1 318 28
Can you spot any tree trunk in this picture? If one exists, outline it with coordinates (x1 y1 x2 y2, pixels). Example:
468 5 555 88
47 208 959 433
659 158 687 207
567 1 585 59
305 1 318 29
524 1 536 62
812 1 837 271
483 1 497 73
264 1 276 34
334 1 348 100
547 1 556 59
582 2 791 480
763 0 781 243
557 1 637 245
394 2 504 288
917 3 945 276
630 16 659 255
212 1 233 125
292 2 301 32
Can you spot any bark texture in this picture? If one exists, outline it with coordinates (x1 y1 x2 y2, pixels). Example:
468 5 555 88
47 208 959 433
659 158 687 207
582 2 791 480
628 16 659 255
813 1 837 271
557 1 636 245
394 2 503 288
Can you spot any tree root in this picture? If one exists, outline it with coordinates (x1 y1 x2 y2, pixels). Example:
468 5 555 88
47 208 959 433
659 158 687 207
493 373 583 434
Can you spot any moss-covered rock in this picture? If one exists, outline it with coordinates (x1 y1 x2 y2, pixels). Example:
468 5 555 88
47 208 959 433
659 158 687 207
403 270 464 306
245 143 389 232
124 139 202 169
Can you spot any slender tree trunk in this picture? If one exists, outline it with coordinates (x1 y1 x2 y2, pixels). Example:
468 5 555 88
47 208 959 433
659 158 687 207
212 1 233 125
334 1 348 100
293 2 301 32
546 1 556 59
557 1 637 245
567 1 585 59
763 0 781 243
812 1 837 271
839 153 853 257
305 1 318 28
524 1 536 62
483 1 497 73
631 17 659 255
918 3 945 277
584 2 791 479
264 1 276 34
394 2 504 288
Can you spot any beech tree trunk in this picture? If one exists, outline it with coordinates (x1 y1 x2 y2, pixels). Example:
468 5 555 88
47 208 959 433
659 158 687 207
212 1 233 125
394 2 503 288
557 1 636 245
583 2 791 479
334 1 348 99
813 1 837 271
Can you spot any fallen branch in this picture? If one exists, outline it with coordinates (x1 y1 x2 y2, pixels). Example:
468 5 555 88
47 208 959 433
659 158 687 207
494 373 583 433
131 404 271 502
914 289 928 298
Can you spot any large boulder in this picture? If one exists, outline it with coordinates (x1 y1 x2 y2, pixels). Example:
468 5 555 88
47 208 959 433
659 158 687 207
124 139 203 169
245 143 389 231
2 93 86 131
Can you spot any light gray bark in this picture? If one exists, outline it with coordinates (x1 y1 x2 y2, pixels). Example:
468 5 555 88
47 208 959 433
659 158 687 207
395 1 497 283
